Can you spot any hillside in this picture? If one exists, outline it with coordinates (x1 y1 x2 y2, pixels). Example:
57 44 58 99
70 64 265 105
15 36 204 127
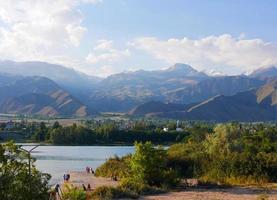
250 66 277 79
131 81 277 122
89 64 265 111
0 60 101 91
0 75 95 117
165 75 264 104
129 101 192 115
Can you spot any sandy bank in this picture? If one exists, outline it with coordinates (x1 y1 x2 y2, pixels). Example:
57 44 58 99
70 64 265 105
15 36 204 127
61 171 118 189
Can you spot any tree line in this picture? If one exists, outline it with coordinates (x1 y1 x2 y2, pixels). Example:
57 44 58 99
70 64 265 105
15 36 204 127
31 121 189 145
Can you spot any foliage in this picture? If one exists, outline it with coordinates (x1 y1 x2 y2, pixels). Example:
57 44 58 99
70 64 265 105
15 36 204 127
61 184 86 200
0 141 51 200
129 142 179 187
119 178 164 195
91 185 138 200
48 124 187 145
95 155 131 178
167 123 277 185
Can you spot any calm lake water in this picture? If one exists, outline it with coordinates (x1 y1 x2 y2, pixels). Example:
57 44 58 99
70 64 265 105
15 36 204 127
30 146 134 184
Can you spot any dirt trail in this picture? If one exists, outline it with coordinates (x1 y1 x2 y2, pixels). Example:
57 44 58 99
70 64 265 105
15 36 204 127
141 187 277 200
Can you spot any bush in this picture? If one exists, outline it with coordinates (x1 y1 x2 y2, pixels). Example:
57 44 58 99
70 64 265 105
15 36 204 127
95 155 131 178
61 184 86 200
91 186 138 200
119 178 164 195
167 123 277 185
130 142 179 187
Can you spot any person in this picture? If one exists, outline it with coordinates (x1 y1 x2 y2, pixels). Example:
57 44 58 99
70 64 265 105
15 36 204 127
54 184 61 199
82 184 87 191
63 174 66 182
65 173 70 182
87 183 91 191
90 167 94 174
111 175 117 181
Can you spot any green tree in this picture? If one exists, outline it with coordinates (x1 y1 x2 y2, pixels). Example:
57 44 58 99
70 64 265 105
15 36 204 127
130 142 177 187
0 141 50 200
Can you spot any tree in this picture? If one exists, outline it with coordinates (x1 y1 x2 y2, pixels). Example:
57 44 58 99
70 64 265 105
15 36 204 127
130 142 177 187
52 121 61 129
0 142 50 200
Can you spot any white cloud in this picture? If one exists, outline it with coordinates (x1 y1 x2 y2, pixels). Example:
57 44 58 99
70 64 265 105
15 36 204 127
0 0 101 67
86 39 131 64
132 34 277 74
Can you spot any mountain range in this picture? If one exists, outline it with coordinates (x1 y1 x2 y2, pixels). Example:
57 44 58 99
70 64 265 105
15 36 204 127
131 80 277 121
0 60 276 121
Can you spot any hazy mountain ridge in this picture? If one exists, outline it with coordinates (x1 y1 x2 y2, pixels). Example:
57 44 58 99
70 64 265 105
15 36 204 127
131 80 277 122
0 60 102 91
0 74 96 117
0 60 276 120
250 66 277 79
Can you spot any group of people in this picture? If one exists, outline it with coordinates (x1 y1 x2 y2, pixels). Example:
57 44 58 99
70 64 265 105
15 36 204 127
85 166 94 174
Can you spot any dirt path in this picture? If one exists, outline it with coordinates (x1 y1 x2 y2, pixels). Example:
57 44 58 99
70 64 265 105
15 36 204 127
141 187 277 200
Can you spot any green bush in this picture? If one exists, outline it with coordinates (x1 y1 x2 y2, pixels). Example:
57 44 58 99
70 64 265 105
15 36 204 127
119 178 164 195
91 186 138 200
95 155 131 178
130 142 179 187
167 123 277 185
61 184 86 200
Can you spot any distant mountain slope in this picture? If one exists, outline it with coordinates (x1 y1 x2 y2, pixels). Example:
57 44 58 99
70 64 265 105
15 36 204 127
0 74 95 117
131 80 277 122
89 63 209 111
0 60 101 90
129 101 192 115
250 66 277 79
165 76 265 104
89 64 267 111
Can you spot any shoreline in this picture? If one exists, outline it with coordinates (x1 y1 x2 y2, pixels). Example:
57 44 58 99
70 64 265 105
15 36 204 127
59 171 277 200
60 171 118 190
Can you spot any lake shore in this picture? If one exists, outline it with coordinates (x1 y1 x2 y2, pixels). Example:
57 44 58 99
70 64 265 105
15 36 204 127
62 171 277 200
61 171 118 189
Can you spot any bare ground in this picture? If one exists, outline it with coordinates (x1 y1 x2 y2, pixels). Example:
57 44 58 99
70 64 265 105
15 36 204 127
62 172 277 200
141 187 277 200
62 171 119 189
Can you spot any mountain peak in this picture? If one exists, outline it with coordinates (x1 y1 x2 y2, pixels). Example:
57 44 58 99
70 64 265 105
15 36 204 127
167 63 197 72
165 63 207 78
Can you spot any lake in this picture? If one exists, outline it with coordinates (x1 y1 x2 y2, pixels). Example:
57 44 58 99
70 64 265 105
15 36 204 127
30 146 134 184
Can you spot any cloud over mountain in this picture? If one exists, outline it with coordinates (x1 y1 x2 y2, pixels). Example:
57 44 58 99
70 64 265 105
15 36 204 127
132 34 277 74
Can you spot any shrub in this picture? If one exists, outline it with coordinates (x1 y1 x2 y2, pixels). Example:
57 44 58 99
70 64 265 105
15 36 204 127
91 186 138 200
130 142 179 187
61 184 86 200
119 178 164 195
95 155 131 179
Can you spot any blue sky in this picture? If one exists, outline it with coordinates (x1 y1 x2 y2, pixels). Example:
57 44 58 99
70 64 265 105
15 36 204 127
0 0 276 76
82 0 277 41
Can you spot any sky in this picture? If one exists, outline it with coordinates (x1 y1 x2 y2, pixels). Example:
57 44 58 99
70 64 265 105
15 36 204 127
0 0 277 77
